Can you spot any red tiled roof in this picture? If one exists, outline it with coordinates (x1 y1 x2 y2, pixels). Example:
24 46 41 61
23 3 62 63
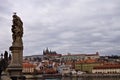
93 64 120 69
23 62 36 68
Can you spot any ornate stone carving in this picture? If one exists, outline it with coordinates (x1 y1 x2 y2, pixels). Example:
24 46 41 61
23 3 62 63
8 13 24 79
11 13 23 46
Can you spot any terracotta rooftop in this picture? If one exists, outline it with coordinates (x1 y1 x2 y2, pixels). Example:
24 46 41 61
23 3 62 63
93 64 120 69
23 62 36 68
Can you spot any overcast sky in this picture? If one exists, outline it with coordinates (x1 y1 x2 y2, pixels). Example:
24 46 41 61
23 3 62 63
0 0 120 56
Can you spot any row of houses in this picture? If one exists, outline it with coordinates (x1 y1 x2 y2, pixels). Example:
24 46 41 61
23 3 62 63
92 64 120 73
23 48 120 74
22 59 120 74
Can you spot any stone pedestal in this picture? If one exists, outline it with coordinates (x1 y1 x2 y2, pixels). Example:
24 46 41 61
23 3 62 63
7 46 24 80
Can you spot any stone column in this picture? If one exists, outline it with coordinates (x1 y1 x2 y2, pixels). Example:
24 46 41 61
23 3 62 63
7 13 25 80
8 46 23 76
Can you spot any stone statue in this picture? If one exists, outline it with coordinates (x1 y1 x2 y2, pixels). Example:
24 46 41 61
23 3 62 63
8 13 24 80
11 13 23 46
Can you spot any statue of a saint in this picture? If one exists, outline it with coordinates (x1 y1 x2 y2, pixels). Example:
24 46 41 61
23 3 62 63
11 13 23 46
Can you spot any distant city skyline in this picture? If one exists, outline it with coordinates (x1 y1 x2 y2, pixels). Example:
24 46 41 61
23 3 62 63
0 0 120 56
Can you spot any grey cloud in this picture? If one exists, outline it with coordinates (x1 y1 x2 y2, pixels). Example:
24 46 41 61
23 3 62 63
0 0 120 56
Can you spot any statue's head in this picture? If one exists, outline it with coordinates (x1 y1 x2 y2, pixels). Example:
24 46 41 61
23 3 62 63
13 14 17 18
12 12 18 19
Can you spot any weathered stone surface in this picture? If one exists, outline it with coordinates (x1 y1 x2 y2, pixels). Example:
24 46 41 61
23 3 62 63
7 13 24 80
1 76 12 80
11 13 23 47
1 72 11 80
